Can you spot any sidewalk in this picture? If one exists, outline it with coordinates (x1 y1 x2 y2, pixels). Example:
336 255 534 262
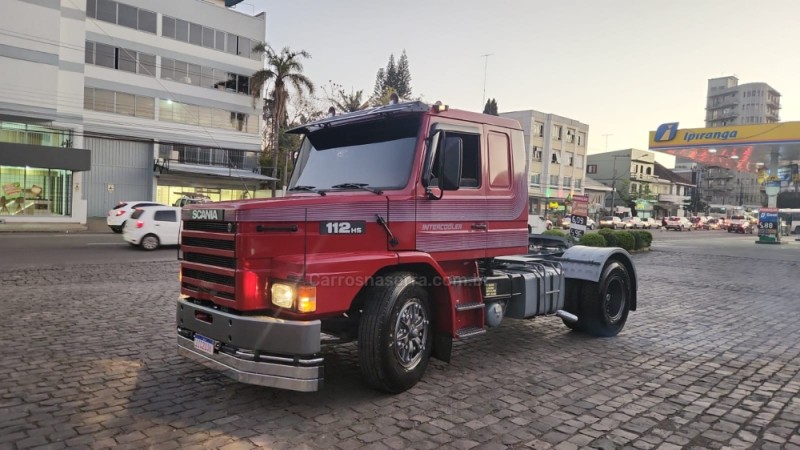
0 217 110 233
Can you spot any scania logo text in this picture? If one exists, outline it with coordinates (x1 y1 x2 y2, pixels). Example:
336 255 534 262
191 209 221 220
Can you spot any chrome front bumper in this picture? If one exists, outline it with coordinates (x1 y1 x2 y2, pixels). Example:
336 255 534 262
176 299 324 392
177 335 323 392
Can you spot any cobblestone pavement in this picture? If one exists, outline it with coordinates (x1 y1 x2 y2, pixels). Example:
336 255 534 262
2 242 800 450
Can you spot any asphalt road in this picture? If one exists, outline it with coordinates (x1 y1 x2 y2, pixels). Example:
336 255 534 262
0 232 179 269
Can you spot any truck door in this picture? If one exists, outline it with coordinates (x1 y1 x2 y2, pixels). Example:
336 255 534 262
416 123 487 260
485 128 528 257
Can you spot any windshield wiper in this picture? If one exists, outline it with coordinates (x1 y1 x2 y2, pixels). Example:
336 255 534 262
329 183 383 195
288 185 325 196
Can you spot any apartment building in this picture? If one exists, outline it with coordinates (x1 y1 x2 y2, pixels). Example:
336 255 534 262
701 75 780 210
0 0 267 223
706 76 781 127
499 110 588 217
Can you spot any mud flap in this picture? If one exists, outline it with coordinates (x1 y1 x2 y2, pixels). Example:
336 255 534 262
431 331 452 362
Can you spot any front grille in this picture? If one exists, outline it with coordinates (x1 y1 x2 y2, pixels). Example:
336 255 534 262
184 221 236 233
182 237 235 251
182 282 235 300
183 268 235 287
184 252 237 269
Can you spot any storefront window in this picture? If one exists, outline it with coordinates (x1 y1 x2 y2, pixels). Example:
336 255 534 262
0 166 73 217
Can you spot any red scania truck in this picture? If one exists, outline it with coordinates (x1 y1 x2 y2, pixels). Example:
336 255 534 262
177 101 638 393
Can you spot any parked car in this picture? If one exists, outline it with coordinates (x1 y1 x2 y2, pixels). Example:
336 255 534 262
705 218 721 230
527 215 553 234
560 215 572 230
690 216 707 230
621 217 644 229
123 206 182 250
665 216 693 231
106 200 166 233
599 216 623 229
587 218 596 230
728 215 754 234
641 218 657 229
173 195 212 207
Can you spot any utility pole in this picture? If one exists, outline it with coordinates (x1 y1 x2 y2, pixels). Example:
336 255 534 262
481 53 493 108
609 154 625 215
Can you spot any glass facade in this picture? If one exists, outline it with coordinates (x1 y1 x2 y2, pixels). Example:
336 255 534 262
0 122 76 218
156 185 255 207
0 166 73 217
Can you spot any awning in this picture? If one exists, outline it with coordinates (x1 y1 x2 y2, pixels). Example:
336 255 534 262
0 142 90 171
159 161 277 181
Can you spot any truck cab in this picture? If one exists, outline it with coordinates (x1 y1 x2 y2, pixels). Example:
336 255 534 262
177 101 638 393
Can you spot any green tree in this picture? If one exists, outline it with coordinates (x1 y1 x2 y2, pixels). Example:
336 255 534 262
250 44 315 196
396 50 412 97
372 50 412 104
483 98 498 115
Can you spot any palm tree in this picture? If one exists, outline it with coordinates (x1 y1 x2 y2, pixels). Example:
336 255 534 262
250 44 315 196
331 88 369 113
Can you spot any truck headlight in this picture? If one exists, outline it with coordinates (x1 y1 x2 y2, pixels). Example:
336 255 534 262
271 282 295 309
270 282 317 312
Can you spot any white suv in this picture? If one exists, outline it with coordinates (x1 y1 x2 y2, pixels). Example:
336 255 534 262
107 201 165 233
123 206 182 250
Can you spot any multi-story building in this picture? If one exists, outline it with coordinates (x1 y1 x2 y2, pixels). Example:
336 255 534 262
499 110 588 218
706 76 781 127
587 149 693 218
701 75 780 209
0 0 267 224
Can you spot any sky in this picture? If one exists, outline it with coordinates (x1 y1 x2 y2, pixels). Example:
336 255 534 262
241 0 800 167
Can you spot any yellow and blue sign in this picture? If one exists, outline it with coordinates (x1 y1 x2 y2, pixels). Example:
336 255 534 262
649 122 800 149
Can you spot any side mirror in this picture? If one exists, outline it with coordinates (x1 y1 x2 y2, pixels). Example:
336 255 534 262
438 136 462 191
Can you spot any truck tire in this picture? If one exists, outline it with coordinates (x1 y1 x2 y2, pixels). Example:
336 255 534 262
358 272 432 393
569 261 631 337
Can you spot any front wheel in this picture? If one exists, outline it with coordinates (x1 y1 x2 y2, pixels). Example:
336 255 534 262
358 272 433 393
566 261 631 337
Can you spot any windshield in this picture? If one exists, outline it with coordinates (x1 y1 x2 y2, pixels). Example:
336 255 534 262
289 115 421 191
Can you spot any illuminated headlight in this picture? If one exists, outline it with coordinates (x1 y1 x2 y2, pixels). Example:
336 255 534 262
270 282 317 313
271 283 295 309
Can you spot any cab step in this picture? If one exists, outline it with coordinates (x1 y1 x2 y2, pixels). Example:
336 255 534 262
456 326 486 339
455 302 485 312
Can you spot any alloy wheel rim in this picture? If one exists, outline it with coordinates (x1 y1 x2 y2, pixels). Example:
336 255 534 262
143 237 157 250
393 299 428 368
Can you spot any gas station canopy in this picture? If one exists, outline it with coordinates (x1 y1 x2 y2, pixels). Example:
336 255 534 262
648 122 800 173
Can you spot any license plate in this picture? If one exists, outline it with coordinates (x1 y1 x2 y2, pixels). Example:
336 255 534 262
193 334 216 355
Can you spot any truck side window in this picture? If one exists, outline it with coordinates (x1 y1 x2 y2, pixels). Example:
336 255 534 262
430 132 481 188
